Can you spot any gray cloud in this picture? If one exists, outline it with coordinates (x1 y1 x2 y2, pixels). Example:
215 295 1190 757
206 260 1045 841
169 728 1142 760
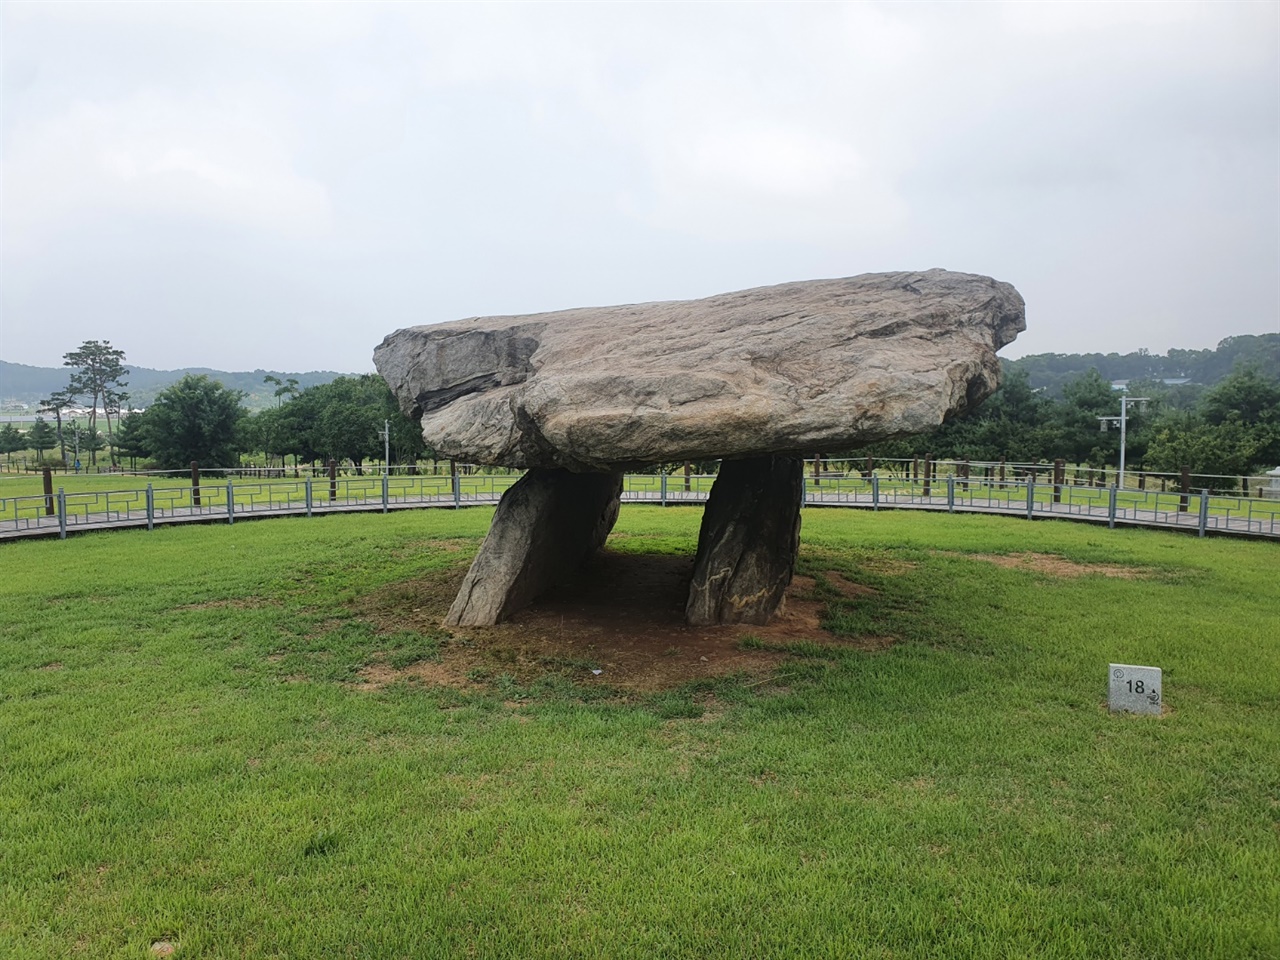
2 1 1276 372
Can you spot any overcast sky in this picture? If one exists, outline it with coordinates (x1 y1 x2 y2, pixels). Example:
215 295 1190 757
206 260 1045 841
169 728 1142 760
2 1 1277 374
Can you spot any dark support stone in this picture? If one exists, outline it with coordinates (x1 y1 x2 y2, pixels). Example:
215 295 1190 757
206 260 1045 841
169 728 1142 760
686 456 803 626
445 468 622 626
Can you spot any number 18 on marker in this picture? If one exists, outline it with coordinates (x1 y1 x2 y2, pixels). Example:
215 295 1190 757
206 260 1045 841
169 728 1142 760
1109 664 1162 716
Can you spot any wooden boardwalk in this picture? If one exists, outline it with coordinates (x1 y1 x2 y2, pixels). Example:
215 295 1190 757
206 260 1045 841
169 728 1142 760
3 479 1277 543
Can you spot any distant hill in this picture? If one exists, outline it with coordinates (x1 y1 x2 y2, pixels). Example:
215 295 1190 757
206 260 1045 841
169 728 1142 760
1005 334 1279 396
0 360 352 413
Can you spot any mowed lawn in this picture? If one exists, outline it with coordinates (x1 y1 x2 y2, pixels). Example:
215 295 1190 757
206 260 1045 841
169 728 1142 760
1 507 1277 958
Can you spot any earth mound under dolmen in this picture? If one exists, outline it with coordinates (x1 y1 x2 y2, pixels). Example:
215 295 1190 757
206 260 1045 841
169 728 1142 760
375 269 1025 627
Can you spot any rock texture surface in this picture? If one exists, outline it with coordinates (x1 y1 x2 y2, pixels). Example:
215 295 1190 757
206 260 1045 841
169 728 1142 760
378 269 1024 627
445 469 622 626
686 457 804 626
375 269 1024 471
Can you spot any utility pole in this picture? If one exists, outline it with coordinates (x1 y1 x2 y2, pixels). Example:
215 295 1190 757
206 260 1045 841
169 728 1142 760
1098 396 1148 491
379 419 390 476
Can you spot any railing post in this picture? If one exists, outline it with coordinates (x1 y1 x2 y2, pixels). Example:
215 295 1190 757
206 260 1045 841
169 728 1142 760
660 471 667 506
43 466 55 517
191 461 201 508
328 459 338 502
146 483 154 531
227 479 235 524
57 488 67 539
1026 478 1035 520
1198 489 1210 537
305 477 313 517
947 474 955 512
382 474 389 513
871 475 880 511
1108 485 1117 529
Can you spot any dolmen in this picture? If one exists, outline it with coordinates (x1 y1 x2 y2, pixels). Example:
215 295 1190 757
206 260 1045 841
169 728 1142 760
374 269 1025 628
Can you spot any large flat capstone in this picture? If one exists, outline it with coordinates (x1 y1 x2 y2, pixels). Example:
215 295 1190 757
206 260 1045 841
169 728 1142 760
375 269 1024 627
375 269 1024 472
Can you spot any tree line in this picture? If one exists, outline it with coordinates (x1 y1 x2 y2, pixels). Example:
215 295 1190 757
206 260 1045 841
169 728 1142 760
1006 333 1279 397
0 340 425 472
6 338 1277 482
113 373 427 471
848 364 1280 479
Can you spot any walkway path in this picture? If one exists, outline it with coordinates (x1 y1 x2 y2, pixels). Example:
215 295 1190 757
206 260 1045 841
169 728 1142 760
3 473 1276 543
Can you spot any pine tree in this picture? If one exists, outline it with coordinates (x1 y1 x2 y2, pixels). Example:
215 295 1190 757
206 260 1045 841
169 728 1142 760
63 340 129 465
27 418 57 463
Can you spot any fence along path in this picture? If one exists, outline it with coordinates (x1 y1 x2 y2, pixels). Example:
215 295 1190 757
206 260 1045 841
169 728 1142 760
1 468 1278 543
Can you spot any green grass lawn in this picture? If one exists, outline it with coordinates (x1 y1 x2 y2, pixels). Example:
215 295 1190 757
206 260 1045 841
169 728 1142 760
1 508 1277 958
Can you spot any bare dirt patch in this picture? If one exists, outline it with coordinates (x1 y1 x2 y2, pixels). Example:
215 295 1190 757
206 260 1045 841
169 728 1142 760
822 572 878 599
352 659 470 692
355 549 898 694
859 557 918 576
959 552 1149 579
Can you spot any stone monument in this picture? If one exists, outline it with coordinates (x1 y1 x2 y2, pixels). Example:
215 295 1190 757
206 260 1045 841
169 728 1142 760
374 269 1025 627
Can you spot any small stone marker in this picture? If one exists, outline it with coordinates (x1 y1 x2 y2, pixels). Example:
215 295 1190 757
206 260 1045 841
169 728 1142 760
1109 663 1163 715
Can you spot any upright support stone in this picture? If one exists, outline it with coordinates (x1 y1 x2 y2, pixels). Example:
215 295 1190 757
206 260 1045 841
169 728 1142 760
686 456 803 627
445 468 623 627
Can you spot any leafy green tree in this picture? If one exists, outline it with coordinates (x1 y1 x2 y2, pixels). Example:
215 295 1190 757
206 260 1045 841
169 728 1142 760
1200 366 1280 426
933 368 1060 462
28 418 57 463
383 388 429 466
311 376 386 472
267 375 424 472
115 411 151 468
1145 417 1269 481
63 340 129 465
1195 365 1280 469
140 375 247 469
254 376 301 469
0 424 24 467
246 406 286 469
1054 370 1123 466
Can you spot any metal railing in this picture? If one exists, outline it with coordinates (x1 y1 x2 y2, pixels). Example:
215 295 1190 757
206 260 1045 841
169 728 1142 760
2 467 1277 542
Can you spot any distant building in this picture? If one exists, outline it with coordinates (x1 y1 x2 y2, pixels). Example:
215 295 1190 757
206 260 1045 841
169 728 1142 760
1110 378 1192 391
